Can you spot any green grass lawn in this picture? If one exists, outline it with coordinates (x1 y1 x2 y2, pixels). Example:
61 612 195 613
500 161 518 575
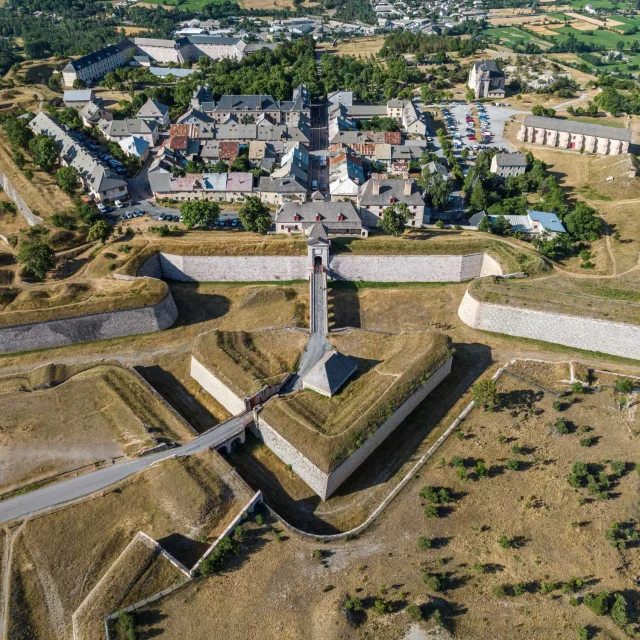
481 26 552 48
549 24 639 48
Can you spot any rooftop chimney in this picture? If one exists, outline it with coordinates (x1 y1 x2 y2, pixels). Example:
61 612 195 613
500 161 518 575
372 180 380 196
404 180 412 197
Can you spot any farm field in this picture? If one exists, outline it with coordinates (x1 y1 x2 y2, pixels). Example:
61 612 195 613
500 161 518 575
480 26 553 49
134 361 640 640
316 36 385 58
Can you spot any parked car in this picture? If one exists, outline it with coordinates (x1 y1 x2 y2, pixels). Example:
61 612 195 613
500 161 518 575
97 203 107 214
224 218 232 227
231 218 239 227
114 200 124 209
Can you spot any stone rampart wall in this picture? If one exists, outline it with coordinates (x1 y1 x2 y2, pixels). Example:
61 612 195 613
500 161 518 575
158 254 309 282
458 289 640 361
0 289 178 355
0 169 43 226
325 356 453 497
144 251 504 284
190 356 246 415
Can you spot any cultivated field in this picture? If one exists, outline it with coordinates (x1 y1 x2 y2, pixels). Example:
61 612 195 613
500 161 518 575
0 362 194 495
6 450 253 640
134 361 640 639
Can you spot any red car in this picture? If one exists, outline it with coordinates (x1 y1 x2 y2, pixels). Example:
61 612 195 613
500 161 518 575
467 135 476 140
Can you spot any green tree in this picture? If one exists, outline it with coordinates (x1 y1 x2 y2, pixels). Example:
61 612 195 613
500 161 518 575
180 201 220 230
406 603 423 621
610 593 628 628
12 150 25 169
4 116 33 149
564 202 602 242
238 196 272 234
469 181 488 212
491 214 512 236
17 238 55 279
87 219 112 243
57 107 82 130
56 166 78 193
472 379 499 411
583 590 610 616
230 155 250 172
380 202 410 236
28 135 58 172
477 215 491 233
420 169 451 210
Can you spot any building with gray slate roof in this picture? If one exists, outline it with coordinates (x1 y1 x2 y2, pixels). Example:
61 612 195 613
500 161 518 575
517 115 631 155
62 40 135 88
275 201 366 236
358 178 426 227
29 112 128 203
468 60 506 99
490 152 527 178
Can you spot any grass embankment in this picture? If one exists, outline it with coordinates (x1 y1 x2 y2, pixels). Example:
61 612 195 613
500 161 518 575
0 277 168 327
193 328 308 397
261 330 452 472
469 274 640 325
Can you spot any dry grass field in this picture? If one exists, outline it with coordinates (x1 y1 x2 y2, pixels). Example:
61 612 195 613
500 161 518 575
6 450 253 640
0 129 75 219
316 36 385 59
135 361 640 640
73 532 188 640
240 0 295 9
0 362 195 495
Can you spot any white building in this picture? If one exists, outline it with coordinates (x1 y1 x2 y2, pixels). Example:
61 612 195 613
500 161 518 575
62 41 135 88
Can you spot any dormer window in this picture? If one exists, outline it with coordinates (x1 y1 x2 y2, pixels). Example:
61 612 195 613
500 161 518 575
316 214 322 221
294 214 301 221
338 213 345 221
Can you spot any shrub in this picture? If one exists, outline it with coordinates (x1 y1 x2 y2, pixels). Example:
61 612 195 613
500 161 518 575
610 593 628 628
498 535 512 549
513 583 525 596
577 626 588 640
417 536 432 550
614 378 633 393
492 584 506 598
552 400 562 411
604 520 639 549
114 611 137 640
312 549 324 561
474 460 488 478
511 444 522 455
472 379 499 411
609 461 626 478
372 599 392 615
323 584 334 592
406 603 423 621
472 562 486 574
562 577 583 593
344 595 363 612
583 590 610 616
571 381 585 394
506 459 519 471
580 437 595 447
451 456 465 468
540 581 557 595
255 514 264 526
422 573 443 592
197 536 237 576
424 504 439 519
554 418 569 434
457 467 467 481
434 220 445 229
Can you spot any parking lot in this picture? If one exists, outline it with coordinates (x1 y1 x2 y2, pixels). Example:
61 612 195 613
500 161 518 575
443 103 521 152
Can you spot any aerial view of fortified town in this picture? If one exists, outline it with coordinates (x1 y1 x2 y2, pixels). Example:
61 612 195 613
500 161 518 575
2 0 640 637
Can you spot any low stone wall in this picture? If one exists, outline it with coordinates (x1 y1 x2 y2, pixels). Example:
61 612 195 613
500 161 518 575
0 289 178 355
190 355 246 415
158 254 308 282
328 253 502 283
253 356 453 500
0 169 43 227
139 251 504 283
458 289 640 361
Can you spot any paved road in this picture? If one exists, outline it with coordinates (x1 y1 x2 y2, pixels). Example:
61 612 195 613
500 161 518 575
0 414 247 526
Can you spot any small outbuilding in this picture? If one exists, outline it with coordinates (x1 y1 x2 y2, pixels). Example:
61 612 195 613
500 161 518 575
302 350 358 397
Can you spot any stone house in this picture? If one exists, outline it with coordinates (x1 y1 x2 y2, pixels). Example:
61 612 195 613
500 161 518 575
358 178 426 227
136 98 170 129
490 152 527 178
98 118 159 146
468 60 506 99
517 115 631 155
274 201 367 236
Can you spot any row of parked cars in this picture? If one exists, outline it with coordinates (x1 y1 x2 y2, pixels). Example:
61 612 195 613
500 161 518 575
216 217 241 228
74 132 128 176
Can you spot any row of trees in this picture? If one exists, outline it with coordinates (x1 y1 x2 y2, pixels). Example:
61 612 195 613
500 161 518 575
179 196 272 234
379 32 481 61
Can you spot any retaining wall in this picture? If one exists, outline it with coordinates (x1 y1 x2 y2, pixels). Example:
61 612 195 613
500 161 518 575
0 289 178 355
328 252 502 282
254 356 453 500
190 355 246 415
158 254 309 282
458 289 640 361
140 251 504 283
0 169 43 227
